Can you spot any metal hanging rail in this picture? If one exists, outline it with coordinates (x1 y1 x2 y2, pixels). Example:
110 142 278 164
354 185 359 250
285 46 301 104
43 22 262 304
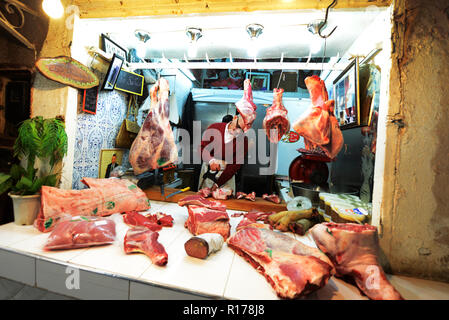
128 61 346 71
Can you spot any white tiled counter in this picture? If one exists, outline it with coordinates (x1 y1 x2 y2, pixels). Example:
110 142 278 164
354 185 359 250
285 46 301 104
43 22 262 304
1 200 449 300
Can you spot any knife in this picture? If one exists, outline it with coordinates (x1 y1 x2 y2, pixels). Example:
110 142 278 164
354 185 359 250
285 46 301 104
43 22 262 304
165 187 190 199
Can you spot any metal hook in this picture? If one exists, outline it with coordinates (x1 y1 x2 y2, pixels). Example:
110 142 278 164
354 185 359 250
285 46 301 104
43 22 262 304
318 0 338 39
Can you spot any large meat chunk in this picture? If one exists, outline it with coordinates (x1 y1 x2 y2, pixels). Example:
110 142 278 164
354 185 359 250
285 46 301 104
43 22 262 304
35 178 150 232
292 75 343 159
178 195 226 211
122 211 162 232
228 227 334 299
235 79 257 132
44 217 116 250
212 186 233 200
185 205 231 240
129 78 178 175
310 223 403 300
124 227 168 266
263 88 290 143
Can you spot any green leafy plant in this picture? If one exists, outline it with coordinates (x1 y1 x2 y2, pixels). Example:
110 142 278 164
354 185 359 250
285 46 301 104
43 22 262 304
0 116 68 196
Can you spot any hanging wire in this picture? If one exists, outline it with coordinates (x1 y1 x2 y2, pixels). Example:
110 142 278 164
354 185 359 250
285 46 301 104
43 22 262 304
321 37 328 73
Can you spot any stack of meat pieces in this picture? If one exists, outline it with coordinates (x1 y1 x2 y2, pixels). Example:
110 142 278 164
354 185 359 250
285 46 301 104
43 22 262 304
232 209 275 232
310 223 403 300
198 186 233 200
129 77 178 175
292 75 343 159
236 191 256 202
178 195 231 240
228 227 334 299
235 79 257 132
263 88 290 143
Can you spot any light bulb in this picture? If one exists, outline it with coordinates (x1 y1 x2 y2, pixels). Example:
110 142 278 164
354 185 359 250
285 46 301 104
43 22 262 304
310 37 322 54
136 43 146 59
42 0 64 19
247 39 259 58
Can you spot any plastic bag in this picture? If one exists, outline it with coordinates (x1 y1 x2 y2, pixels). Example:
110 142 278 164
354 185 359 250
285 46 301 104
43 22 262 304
44 216 116 250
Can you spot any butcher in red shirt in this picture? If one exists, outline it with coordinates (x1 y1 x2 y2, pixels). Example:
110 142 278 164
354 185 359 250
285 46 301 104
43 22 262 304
198 114 249 193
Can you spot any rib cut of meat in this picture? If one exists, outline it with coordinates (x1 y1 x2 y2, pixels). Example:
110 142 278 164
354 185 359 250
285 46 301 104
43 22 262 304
310 223 403 300
263 88 290 143
44 217 116 250
35 178 150 232
292 75 343 159
122 211 162 232
198 187 212 198
263 193 281 204
124 227 168 266
212 186 233 200
235 79 257 132
178 195 226 211
129 78 178 175
228 227 334 299
184 205 231 240
236 191 256 201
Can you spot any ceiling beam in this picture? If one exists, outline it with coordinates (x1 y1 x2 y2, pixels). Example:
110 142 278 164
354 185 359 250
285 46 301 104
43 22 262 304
71 0 392 19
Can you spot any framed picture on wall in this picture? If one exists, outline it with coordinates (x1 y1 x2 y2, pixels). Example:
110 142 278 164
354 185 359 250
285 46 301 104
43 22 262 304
246 72 270 91
101 34 127 61
99 148 126 179
102 54 124 91
333 57 360 129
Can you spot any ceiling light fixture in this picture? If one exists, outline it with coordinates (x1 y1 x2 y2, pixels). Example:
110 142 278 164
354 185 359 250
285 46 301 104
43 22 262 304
186 27 202 58
246 23 264 58
134 29 151 59
42 0 64 19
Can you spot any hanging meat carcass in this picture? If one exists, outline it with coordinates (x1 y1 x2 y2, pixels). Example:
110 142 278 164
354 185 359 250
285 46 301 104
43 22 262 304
235 79 257 132
310 223 403 300
263 88 290 143
228 227 334 299
292 75 343 159
129 78 178 175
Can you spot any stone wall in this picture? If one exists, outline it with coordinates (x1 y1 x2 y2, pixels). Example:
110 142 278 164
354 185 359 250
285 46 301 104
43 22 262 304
378 0 449 282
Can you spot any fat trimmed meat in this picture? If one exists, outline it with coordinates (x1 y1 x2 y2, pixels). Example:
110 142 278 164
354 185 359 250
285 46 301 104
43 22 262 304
129 78 178 175
263 88 290 143
124 227 168 266
310 222 403 300
228 227 334 299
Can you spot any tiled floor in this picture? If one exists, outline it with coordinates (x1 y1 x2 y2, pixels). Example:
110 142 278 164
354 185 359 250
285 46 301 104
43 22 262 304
1 200 449 300
0 276 76 300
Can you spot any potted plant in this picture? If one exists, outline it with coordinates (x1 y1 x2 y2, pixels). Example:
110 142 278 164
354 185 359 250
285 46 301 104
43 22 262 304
0 116 68 225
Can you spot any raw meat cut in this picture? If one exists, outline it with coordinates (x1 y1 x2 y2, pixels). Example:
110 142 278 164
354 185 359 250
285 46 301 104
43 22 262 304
152 212 174 227
263 193 281 204
212 186 233 200
228 227 334 299
263 88 290 143
122 211 162 232
198 187 212 198
178 195 226 211
184 205 231 240
292 75 343 159
35 178 151 232
231 209 275 223
236 219 271 232
235 191 256 201
129 78 178 175
310 223 403 300
44 216 116 250
184 233 224 259
235 79 257 132
124 227 168 266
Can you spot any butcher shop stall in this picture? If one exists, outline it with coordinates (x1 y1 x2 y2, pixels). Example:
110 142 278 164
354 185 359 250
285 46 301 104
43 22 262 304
0 0 448 301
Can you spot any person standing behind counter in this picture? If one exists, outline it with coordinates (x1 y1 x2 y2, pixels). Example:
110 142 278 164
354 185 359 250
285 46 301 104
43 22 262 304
198 114 249 193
